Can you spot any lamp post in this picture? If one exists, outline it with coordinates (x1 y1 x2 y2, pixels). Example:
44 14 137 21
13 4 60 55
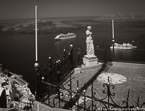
68 43 74 109
48 56 52 82
63 49 67 72
69 43 74 70
47 56 51 104
56 60 61 108
83 89 86 111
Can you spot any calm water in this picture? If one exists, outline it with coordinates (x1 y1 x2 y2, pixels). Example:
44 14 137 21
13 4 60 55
0 20 145 92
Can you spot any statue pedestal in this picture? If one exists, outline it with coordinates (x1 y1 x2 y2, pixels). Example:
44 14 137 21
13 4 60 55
83 55 98 67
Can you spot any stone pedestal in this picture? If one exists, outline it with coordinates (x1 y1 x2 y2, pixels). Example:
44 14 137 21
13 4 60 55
83 55 98 67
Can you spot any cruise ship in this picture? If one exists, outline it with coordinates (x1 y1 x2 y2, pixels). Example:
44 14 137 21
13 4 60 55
110 43 137 49
54 33 76 40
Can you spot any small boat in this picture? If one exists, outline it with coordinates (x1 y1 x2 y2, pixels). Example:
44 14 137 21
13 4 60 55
110 43 137 49
54 33 76 40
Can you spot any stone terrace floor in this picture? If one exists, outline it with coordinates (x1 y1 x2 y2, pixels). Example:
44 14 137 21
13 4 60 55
35 61 145 111
60 62 145 110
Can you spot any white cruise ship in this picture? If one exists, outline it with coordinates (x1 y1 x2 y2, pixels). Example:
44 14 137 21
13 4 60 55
110 43 137 49
54 33 76 40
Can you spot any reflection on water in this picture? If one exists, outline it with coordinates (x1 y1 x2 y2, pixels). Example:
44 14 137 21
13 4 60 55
96 48 145 63
112 49 145 62
112 49 134 60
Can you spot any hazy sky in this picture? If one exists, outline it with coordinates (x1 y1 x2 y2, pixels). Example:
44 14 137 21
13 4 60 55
0 0 145 19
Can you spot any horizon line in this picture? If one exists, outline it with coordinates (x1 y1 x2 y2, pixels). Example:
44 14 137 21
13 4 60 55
0 13 145 21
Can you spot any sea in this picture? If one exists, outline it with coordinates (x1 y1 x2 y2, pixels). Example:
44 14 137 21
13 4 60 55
0 18 145 92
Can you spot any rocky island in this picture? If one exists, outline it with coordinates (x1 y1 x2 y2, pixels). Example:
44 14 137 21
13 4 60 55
1 13 145 34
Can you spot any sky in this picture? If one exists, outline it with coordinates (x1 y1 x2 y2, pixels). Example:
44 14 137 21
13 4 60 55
0 0 145 19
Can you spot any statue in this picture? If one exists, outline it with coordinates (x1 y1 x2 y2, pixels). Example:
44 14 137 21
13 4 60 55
86 26 95 57
82 26 98 67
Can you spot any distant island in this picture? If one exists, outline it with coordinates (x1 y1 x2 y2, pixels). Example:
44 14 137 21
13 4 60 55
0 20 77 34
1 13 145 34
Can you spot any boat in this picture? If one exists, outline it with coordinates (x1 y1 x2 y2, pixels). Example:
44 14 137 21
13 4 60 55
54 33 76 40
110 43 137 49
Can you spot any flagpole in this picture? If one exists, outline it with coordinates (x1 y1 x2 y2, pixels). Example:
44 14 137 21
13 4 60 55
112 20 114 40
112 20 115 49
34 5 40 100
35 5 38 62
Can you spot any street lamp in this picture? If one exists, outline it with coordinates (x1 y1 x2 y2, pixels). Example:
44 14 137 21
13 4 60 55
56 60 61 108
69 43 74 70
63 49 67 72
